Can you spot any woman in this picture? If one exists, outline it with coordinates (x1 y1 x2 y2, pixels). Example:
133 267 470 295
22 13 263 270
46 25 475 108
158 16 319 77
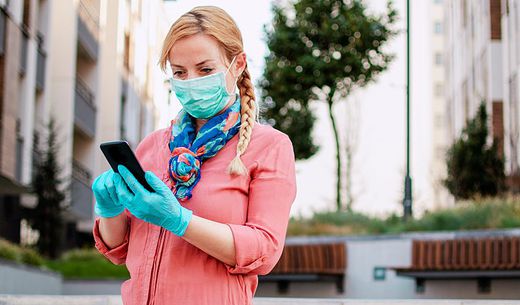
91 6 296 305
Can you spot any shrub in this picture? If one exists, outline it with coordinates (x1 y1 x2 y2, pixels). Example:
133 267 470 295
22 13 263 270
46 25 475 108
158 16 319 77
0 238 45 267
444 102 506 199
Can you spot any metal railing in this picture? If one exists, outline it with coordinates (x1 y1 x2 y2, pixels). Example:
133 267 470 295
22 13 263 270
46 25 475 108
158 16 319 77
15 136 23 182
74 78 97 137
19 27 29 76
71 160 93 220
78 0 99 40
0 7 6 56
36 32 46 92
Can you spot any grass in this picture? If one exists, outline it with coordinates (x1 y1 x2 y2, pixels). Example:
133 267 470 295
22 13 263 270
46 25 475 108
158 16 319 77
0 239 129 280
287 195 520 236
0 238 45 267
44 248 129 280
3 195 520 279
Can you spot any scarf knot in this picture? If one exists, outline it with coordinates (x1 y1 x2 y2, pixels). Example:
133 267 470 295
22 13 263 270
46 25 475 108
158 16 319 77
169 146 201 183
167 94 242 201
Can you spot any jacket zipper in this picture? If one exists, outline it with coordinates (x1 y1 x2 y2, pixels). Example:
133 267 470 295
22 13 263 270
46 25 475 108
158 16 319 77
147 227 165 305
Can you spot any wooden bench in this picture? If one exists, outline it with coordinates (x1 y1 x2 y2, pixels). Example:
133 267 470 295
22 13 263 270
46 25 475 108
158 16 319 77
392 236 520 293
259 242 347 293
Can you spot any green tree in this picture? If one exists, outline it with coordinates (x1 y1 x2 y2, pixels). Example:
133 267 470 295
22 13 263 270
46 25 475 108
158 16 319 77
260 0 398 211
444 102 505 199
28 117 68 259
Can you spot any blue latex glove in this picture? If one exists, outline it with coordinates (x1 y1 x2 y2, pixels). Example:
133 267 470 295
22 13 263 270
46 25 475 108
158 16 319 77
92 170 125 218
114 165 193 236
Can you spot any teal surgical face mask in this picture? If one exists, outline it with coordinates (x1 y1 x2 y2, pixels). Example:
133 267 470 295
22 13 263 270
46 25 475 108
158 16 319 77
170 56 237 119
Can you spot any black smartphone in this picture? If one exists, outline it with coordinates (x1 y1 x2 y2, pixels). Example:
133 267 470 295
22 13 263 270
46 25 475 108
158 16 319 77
100 140 155 193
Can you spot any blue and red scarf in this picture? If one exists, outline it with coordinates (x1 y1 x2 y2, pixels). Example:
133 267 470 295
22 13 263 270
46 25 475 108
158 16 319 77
167 94 241 201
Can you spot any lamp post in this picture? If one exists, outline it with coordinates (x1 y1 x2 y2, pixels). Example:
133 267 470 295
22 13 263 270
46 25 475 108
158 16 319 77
403 0 413 220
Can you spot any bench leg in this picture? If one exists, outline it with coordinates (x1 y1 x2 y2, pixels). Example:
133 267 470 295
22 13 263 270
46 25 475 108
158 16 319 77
336 275 345 294
276 280 290 294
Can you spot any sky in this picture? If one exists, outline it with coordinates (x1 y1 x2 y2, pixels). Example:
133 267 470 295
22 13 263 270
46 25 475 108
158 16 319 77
163 0 435 219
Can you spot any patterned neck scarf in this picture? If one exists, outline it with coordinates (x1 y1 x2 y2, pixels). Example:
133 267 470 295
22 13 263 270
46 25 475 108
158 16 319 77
167 94 242 201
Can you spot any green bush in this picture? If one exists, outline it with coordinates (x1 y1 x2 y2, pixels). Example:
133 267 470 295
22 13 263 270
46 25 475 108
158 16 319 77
0 239 128 279
45 248 129 280
20 247 45 266
288 195 520 236
0 239 18 261
444 102 506 199
0 238 45 267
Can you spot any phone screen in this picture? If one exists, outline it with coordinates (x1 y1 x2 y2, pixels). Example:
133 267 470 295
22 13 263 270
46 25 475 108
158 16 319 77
100 140 155 193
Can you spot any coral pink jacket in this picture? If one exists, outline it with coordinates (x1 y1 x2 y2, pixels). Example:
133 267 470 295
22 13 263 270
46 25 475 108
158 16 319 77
92 121 297 305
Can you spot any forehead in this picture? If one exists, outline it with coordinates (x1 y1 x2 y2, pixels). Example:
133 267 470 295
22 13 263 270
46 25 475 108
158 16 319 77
169 33 224 67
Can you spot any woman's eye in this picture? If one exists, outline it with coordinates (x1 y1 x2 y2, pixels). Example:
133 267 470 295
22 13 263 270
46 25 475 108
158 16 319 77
173 71 184 76
201 68 213 73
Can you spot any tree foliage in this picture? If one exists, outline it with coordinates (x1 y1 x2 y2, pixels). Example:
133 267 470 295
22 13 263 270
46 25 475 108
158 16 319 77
28 118 68 259
260 0 398 210
444 102 506 199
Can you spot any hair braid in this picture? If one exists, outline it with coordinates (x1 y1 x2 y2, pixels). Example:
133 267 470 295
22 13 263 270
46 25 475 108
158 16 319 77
227 66 258 176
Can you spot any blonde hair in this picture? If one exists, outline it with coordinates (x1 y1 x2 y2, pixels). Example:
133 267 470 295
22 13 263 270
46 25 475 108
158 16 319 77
159 6 259 176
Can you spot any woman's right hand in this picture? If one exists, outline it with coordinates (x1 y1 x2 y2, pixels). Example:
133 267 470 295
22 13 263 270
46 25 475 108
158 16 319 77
92 169 125 218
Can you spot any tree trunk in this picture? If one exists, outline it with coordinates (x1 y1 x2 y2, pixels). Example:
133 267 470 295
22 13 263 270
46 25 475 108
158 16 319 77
345 144 353 212
327 91 342 212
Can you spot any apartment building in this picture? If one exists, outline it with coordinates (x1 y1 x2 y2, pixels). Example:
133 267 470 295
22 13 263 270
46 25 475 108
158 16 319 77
444 0 519 193
501 0 520 188
430 0 454 209
0 0 47 244
444 0 503 146
0 0 171 249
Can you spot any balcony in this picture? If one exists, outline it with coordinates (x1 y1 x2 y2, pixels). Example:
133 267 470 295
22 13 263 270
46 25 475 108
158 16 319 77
36 32 46 92
71 160 93 220
19 26 29 76
77 0 99 61
15 135 23 182
0 7 6 56
74 78 96 138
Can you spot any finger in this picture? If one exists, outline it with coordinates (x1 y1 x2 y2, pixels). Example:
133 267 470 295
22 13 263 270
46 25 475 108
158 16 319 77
114 173 135 206
144 171 169 196
93 171 111 202
118 165 147 196
105 171 120 205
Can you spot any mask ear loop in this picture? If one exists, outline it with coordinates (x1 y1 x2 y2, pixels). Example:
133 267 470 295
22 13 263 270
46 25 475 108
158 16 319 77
225 56 239 95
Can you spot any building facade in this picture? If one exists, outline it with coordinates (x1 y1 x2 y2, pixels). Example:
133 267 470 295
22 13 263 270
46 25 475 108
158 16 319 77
501 0 520 187
0 0 171 250
444 0 504 147
430 0 454 209
444 0 520 193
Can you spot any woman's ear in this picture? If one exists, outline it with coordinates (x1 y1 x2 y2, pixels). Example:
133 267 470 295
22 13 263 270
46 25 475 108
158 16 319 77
234 52 247 77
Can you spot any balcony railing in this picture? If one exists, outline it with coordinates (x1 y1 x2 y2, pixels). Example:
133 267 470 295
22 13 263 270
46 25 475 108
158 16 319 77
71 160 93 220
78 0 99 38
77 0 99 61
0 7 6 56
19 26 29 76
15 136 23 182
74 78 97 138
36 32 46 92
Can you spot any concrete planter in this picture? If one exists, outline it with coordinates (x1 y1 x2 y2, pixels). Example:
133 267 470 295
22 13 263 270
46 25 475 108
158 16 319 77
0 259 62 294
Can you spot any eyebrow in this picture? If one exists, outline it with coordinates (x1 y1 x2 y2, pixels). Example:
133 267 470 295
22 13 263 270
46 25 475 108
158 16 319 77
171 59 216 68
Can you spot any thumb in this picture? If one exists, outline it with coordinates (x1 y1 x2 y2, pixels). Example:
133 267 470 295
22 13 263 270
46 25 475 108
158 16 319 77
145 171 170 195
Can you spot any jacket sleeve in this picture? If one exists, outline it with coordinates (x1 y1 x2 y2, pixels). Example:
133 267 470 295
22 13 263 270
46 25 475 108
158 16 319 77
225 134 297 275
92 210 131 265
91 130 160 265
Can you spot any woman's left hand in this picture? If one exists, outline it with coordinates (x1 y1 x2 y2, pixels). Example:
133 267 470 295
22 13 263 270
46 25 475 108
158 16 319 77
114 164 193 236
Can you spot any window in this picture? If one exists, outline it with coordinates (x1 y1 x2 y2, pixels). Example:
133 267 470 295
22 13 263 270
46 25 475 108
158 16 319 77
435 53 443 65
435 83 444 96
434 21 443 34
